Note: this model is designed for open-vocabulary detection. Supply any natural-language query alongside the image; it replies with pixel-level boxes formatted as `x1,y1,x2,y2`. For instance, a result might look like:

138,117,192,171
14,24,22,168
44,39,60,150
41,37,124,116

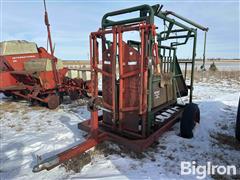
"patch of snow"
0,80,239,179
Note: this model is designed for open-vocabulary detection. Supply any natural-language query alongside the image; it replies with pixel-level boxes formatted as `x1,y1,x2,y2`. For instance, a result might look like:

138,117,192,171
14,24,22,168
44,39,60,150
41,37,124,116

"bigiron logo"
180,161,237,179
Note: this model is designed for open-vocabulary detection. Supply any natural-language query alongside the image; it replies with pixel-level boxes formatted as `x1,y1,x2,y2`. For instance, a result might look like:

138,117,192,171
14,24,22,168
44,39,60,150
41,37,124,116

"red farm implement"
0,1,90,109
33,4,208,172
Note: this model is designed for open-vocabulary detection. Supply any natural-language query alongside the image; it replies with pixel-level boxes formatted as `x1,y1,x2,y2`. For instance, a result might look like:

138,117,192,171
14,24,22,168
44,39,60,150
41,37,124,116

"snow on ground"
0,80,239,180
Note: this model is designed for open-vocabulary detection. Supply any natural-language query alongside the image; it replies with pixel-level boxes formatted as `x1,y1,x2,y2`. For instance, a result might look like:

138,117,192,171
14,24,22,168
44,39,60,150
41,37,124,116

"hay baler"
33,4,208,172
0,40,89,109
0,1,90,109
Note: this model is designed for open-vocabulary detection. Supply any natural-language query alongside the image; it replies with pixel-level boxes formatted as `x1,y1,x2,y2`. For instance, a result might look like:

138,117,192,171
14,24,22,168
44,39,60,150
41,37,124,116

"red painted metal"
32,133,107,172
78,109,182,152
32,21,183,172
0,45,89,108
43,0,60,87
0,0,90,108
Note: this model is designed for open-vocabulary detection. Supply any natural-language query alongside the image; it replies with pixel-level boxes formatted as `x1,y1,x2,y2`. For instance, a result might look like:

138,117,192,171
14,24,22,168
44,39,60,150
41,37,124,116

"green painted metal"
101,4,154,28
100,4,208,135
189,34,197,103
201,31,207,70
163,11,209,32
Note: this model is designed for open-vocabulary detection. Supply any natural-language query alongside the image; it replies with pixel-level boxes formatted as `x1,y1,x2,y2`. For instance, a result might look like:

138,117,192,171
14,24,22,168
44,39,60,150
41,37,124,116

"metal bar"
172,49,177,96
91,35,99,137
184,62,187,79
43,0,60,87
168,49,171,72
12,92,47,103
171,31,192,47
112,29,117,121
189,34,197,103
118,29,124,129
102,4,154,28
163,48,166,72
139,27,144,115
90,35,93,79
120,70,139,79
164,11,209,32
103,17,147,28
147,30,153,134
202,31,207,70
93,23,148,36
164,22,174,39
142,26,148,137
165,34,194,40
160,28,188,36
158,45,176,50
155,13,194,32
32,136,104,172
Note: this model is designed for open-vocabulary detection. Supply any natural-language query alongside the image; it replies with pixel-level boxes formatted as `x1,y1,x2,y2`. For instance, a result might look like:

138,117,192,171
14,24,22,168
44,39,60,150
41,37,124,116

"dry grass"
0,101,18,112
210,132,240,151
61,152,92,173
60,142,146,173
210,132,240,180
183,70,240,82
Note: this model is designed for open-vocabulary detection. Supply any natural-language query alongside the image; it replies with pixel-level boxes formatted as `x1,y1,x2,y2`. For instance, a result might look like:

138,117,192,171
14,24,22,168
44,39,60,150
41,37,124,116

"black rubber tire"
3,92,12,97
59,95,64,104
47,94,60,109
30,99,39,106
236,98,240,141
69,91,80,101
180,103,200,139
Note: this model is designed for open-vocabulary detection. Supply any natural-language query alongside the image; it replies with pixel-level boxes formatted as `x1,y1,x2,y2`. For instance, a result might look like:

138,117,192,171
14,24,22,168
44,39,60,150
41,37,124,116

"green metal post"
147,24,155,134
190,32,197,103
202,31,207,70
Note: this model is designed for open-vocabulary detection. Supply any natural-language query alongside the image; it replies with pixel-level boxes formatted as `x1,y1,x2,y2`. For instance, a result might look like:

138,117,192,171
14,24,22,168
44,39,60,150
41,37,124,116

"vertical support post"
157,34,163,72
163,48,166,73
190,33,197,103
43,0,60,87
168,49,171,72
147,25,154,134
112,28,117,121
202,31,207,70
141,26,148,137
184,62,187,80
90,34,99,137
118,28,123,130
139,26,144,115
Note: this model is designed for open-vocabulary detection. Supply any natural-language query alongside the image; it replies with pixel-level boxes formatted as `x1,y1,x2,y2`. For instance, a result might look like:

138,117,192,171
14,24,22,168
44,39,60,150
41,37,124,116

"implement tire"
3,92,12,97
180,103,200,139
47,94,60,109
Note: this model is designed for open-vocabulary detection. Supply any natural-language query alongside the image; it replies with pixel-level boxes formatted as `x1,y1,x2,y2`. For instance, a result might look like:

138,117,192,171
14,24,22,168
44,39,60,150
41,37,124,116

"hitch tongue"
32,138,101,172
32,155,59,172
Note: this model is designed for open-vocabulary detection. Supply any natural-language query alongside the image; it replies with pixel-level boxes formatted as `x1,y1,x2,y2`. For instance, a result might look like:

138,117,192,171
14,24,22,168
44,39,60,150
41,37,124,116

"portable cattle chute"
33,4,208,172
0,1,90,109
